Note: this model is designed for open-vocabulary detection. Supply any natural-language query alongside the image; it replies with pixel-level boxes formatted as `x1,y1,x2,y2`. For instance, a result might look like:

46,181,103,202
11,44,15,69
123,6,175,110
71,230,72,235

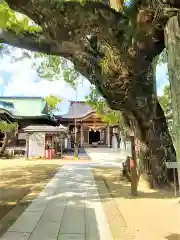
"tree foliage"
33,54,80,88
0,121,18,133
158,84,171,113
85,86,122,125
0,120,18,156
44,95,62,112
0,1,40,33
158,83,173,137
85,86,130,136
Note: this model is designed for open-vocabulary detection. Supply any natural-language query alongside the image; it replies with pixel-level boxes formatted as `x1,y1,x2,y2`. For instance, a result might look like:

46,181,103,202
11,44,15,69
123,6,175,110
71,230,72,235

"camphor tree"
1,0,180,186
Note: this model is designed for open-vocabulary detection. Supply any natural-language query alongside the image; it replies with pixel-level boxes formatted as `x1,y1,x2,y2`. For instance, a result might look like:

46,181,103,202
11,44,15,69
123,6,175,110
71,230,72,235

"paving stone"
0,232,30,240
25,199,49,212
37,187,56,199
8,211,43,233
29,220,60,240
1,164,113,240
60,199,85,234
57,234,85,240
54,184,73,195
37,179,59,198
41,198,67,222
85,183,113,240
85,204,101,240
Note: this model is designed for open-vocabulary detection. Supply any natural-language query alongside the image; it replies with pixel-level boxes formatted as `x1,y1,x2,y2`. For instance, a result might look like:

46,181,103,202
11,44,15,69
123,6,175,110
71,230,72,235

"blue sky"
156,63,168,95
0,49,168,114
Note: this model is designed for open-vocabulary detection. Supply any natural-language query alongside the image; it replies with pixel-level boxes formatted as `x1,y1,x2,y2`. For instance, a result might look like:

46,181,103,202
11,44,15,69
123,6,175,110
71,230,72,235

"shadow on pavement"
165,233,180,240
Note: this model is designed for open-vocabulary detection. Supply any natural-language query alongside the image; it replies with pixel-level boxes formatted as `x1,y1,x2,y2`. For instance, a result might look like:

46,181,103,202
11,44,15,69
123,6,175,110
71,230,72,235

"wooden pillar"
25,133,30,160
107,125,110,148
67,125,70,134
80,123,83,147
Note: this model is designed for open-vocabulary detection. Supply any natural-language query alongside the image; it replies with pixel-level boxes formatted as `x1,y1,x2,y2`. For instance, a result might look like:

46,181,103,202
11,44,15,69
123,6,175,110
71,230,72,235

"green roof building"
0,96,56,124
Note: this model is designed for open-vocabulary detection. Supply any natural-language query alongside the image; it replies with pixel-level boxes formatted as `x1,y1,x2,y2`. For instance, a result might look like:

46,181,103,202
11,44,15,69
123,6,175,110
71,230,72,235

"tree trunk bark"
0,132,9,156
122,64,176,187
135,102,176,187
165,15,180,187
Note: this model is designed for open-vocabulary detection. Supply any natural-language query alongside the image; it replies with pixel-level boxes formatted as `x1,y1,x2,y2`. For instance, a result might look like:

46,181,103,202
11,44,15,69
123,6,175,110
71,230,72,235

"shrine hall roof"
60,101,94,119
0,97,56,123
0,97,49,116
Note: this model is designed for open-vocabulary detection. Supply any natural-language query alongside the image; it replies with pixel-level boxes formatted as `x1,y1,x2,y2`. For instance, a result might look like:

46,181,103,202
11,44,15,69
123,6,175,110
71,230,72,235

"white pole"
75,80,77,144
173,168,177,197
74,79,78,159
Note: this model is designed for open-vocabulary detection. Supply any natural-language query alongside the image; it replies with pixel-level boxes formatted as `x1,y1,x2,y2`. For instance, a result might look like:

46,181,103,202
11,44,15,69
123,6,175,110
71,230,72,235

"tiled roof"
0,100,19,115
0,97,48,117
23,125,67,132
61,101,93,119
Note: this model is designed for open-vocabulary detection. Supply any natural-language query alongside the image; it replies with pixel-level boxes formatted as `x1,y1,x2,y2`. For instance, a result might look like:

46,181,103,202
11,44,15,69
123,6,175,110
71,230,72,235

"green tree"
0,121,18,156
34,55,79,88
158,84,173,139
1,0,180,185
85,87,131,151
158,84,171,113
44,95,62,113
85,86,129,134
85,86,120,125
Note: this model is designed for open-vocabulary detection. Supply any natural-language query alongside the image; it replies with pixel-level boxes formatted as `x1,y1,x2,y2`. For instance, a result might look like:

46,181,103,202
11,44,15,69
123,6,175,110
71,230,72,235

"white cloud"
156,63,168,96
0,55,91,113
1,58,91,100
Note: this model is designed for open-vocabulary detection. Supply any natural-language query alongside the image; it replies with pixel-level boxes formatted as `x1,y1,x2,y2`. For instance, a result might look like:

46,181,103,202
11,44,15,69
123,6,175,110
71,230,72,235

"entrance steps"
83,144,108,148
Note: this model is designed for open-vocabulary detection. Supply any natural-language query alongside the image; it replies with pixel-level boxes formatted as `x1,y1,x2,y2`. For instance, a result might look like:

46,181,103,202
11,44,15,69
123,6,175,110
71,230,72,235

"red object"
44,149,54,159
48,149,52,159
130,159,135,169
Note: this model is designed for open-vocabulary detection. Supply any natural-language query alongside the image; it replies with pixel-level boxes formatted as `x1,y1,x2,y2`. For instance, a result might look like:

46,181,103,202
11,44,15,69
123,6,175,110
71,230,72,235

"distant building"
0,98,120,157
0,97,57,155
56,101,120,148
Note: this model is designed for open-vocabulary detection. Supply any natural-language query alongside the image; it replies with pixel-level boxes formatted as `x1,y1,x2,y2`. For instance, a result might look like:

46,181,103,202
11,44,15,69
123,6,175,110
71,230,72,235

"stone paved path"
0,165,113,240
85,147,127,168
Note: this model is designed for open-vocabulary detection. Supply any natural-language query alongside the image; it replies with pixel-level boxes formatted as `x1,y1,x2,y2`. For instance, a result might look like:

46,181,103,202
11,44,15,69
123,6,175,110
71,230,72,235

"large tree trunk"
121,65,176,186
0,132,9,156
165,15,180,186
134,102,176,187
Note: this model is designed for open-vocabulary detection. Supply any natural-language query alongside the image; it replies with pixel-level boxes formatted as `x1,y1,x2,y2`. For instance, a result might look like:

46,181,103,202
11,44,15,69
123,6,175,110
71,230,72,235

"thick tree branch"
3,0,178,114
0,30,71,57
5,0,124,46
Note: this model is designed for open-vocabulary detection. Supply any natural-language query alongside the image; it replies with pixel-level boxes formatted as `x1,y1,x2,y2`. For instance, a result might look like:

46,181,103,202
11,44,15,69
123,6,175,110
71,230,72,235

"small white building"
23,125,67,159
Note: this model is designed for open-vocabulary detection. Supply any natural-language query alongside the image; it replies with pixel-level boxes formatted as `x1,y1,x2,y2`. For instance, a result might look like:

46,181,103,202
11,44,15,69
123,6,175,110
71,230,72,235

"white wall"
28,133,45,158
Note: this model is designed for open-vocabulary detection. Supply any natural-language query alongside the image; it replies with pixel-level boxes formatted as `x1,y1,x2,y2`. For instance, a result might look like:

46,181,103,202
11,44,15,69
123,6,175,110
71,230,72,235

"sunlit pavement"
84,147,127,168
0,164,113,240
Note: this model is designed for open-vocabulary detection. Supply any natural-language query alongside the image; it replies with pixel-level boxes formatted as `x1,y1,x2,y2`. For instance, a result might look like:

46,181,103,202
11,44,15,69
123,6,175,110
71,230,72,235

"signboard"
165,162,179,197
165,162,178,169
